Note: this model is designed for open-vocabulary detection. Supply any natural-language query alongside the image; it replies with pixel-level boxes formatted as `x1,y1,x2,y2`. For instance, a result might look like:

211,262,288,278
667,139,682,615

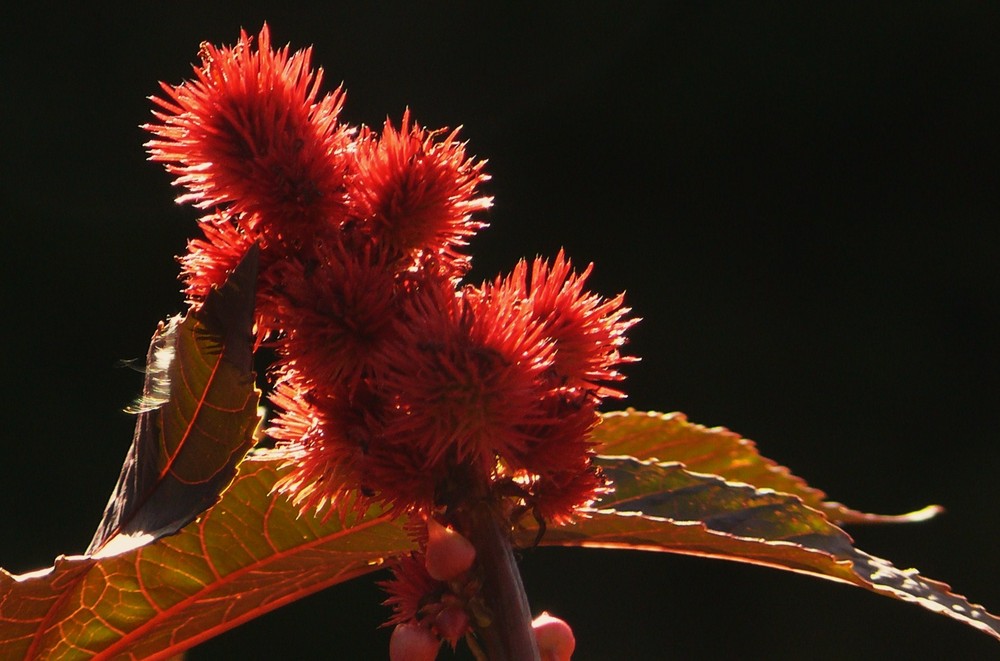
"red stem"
463,502,540,661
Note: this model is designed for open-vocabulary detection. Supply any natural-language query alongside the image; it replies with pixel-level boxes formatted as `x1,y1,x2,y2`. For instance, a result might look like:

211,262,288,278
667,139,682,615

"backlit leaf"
88,248,261,556
594,409,941,524
534,455,1000,641
0,453,412,661
3,409,993,658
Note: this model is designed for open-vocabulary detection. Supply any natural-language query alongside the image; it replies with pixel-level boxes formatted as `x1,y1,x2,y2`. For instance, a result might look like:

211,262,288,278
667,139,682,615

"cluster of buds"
146,25,633,658
382,519,575,660
383,519,478,658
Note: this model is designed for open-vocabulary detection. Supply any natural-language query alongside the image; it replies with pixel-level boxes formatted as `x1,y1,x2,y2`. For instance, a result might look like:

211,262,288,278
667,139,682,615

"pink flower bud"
424,518,476,581
434,605,470,647
532,612,576,661
389,622,440,661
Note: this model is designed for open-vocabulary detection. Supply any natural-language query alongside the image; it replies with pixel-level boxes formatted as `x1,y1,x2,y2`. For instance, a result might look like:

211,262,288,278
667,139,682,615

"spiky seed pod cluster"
147,25,635,653
147,24,635,525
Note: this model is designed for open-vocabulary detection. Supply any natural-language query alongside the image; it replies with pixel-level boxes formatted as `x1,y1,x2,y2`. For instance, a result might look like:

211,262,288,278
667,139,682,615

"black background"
3,3,999,659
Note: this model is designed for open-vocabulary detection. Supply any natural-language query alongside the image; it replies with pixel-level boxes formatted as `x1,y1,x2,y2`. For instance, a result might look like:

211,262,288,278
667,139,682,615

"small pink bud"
424,518,476,581
532,612,575,661
434,605,470,647
389,622,440,661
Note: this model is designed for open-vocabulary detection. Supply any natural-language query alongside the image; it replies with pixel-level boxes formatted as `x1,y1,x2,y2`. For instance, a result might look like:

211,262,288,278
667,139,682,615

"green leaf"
535,455,1000,642
594,409,942,524
0,453,412,660
88,248,261,556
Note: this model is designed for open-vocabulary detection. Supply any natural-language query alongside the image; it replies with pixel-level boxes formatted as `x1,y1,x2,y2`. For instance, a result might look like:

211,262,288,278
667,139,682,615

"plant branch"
462,501,539,661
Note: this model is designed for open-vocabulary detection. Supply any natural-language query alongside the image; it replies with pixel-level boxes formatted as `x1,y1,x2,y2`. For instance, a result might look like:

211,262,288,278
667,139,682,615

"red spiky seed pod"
486,250,638,398
145,25,351,233
350,109,491,271
379,279,554,478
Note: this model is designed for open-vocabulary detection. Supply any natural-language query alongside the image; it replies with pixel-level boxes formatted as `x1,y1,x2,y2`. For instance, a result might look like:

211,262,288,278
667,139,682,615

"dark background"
3,3,998,659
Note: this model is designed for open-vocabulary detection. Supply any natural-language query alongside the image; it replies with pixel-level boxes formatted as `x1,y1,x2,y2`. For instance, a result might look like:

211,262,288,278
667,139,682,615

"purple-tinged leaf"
88,247,260,556
0,452,412,660
3,408,992,657
594,409,941,524
533,455,1000,642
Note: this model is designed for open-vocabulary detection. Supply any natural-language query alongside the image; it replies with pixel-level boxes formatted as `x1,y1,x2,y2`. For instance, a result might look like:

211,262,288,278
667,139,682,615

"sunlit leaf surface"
533,454,1000,641
89,248,261,556
594,409,942,524
2,410,995,659
0,454,411,660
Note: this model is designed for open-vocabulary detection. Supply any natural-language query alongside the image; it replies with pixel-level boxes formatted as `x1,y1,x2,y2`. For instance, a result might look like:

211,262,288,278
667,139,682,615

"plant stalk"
462,501,540,661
